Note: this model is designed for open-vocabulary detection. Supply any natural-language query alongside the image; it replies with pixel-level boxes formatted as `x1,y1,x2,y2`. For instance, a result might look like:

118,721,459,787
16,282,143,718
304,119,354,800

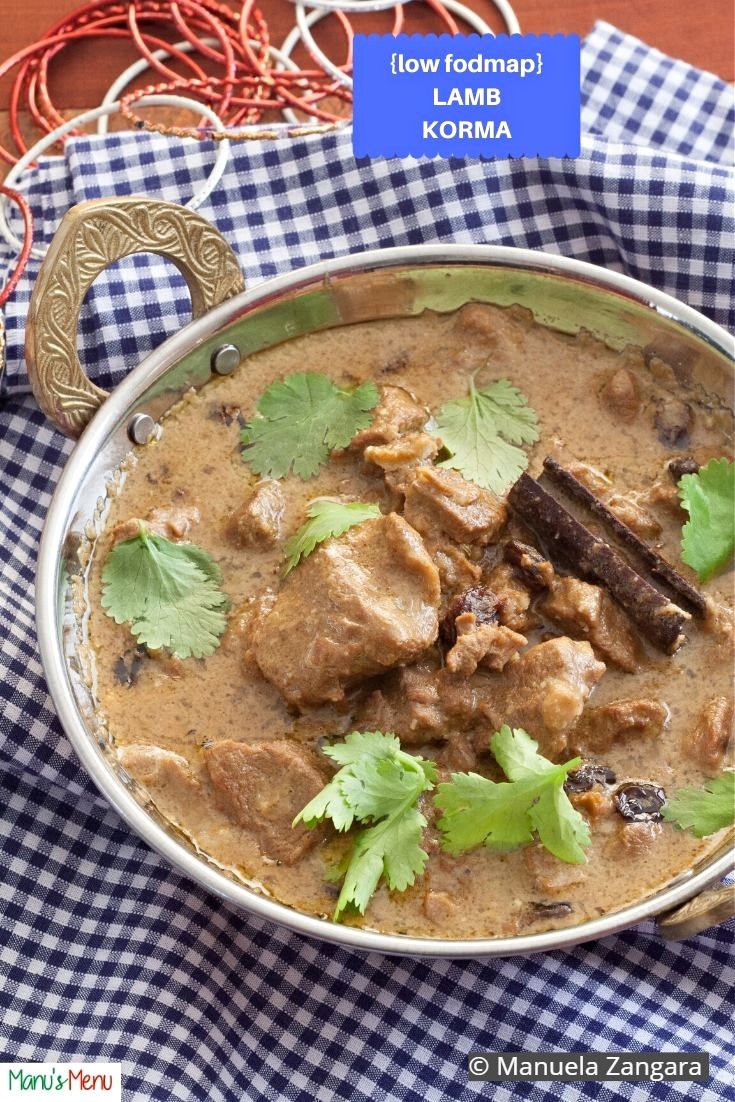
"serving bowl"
28,196,735,957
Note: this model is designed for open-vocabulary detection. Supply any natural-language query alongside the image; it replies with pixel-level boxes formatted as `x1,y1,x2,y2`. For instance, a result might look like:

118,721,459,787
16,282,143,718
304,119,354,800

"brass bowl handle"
658,882,735,941
25,197,245,438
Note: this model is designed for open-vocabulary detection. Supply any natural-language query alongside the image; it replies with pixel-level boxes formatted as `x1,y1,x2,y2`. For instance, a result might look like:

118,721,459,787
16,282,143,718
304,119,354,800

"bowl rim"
36,243,735,958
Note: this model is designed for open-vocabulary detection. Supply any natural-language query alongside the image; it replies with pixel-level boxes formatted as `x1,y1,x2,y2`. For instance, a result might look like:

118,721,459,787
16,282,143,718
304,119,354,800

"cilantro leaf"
101,525,229,659
434,726,590,864
662,770,735,837
436,378,539,494
678,458,735,582
293,731,437,920
283,500,381,574
241,372,379,480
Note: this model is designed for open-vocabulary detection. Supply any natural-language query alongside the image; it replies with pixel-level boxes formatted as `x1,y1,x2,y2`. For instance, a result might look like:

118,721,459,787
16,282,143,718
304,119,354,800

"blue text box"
353,34,581,159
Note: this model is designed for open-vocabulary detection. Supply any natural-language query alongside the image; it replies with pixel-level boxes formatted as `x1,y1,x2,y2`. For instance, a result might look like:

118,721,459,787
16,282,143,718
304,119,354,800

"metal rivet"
128,413,156,445
211,343,240,375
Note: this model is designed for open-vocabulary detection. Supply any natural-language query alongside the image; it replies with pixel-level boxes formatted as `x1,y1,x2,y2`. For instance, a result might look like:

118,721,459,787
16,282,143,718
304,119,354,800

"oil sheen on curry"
87,303,734,939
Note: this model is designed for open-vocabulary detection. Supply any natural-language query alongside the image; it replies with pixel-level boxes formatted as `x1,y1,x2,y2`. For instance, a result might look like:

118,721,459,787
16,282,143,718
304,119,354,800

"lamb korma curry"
88,302,735,938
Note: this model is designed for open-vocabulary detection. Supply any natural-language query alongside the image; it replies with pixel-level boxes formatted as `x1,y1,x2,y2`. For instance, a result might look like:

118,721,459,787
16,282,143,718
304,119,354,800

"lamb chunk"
478,637,606,759
355,662,478,745
111,504,200,546
455,302,500,339
250,514,440,708
540,576,643,673
484,561,539,633
423,890,459,925
503,539,554,590
570,698,669,755
568,789,615,820
431,545,482,595
684,696,734,769
439,584,500,647
523,844,586,895
436,733,478,773
403,467,508,546
618,821,663,854
205,739,328,865
703,599,734,645
565,461,612,497
445,613,526,675
654,397,692,448
600,367,641,423
118,744,201,798
351,384,427,448
228,479,285,547
605,493,662,539
364,432,440,470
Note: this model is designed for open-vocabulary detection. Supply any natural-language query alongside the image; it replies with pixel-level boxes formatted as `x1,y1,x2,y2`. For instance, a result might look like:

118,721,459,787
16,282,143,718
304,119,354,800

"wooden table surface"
1,0,733,175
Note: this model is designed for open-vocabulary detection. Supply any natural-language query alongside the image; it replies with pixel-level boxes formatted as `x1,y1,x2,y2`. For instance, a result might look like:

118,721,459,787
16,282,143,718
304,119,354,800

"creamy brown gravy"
87,303,734,939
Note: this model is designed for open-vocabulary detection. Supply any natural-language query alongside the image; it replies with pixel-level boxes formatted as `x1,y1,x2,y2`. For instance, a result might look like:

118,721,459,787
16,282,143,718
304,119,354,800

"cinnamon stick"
508,473,690,654
542,456,706,617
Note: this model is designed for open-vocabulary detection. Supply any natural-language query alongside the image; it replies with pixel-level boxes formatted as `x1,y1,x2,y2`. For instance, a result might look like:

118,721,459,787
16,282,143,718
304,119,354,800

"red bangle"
0,185,34,309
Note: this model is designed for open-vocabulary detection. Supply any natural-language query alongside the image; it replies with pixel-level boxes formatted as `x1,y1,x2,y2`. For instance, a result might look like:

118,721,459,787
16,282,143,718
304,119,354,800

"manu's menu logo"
1,1064,121,1101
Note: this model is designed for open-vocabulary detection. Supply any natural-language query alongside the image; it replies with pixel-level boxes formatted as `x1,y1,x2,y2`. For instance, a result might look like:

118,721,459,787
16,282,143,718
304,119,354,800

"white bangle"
285,0,506,93
0,93,230,259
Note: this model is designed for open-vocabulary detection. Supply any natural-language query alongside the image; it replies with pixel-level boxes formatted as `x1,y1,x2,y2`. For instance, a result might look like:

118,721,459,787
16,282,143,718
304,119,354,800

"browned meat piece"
599,368,640,423
654,397,692,449
503,539,554,590
435,733,478,773
403,467,508,546
568,789,614,820
703,599,735,644
523,844,586,895
618,821,663,854
206,739,329,864
540,576,643,673
423,890,459,924
228,479,285,547
565,460,612,496
118,744,201,797
250,514,440,708
570,698,669,754
355,661,478,745
455,302,500,339
605,494,662,539
439,584,500,647
364,432,441,470
111,504,200,546
431,545,482,594
484,561,539,633
684,697,734,769
351,384,427,448
478,638,606,759
445,613,526,675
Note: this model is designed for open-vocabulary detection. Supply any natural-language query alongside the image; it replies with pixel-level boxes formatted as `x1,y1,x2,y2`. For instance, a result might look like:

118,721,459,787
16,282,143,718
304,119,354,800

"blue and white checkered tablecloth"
1,21,733,1102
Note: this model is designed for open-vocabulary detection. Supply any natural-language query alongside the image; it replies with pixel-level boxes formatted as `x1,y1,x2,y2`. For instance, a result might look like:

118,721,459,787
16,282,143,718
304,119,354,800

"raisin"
667,456,700,481
613,782,666,822
564,764,617,794
439,585,500,648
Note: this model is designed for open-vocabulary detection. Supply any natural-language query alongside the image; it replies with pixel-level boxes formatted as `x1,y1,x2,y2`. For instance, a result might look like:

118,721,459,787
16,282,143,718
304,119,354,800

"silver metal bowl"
30,197,734,957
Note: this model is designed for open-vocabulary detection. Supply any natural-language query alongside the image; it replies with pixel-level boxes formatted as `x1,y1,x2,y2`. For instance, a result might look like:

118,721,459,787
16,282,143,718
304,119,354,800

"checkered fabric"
1,21,733,1102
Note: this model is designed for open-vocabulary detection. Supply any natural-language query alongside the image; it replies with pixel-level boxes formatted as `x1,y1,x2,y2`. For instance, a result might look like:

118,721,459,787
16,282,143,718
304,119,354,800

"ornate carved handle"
25,197,245,438
657,882,735,941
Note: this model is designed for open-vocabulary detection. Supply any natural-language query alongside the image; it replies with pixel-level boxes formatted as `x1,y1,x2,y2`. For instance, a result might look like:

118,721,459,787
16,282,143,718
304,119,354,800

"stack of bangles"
0,0,519,304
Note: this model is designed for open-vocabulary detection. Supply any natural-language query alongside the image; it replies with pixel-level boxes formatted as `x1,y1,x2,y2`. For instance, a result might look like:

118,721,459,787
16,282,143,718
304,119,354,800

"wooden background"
1,0,733,173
